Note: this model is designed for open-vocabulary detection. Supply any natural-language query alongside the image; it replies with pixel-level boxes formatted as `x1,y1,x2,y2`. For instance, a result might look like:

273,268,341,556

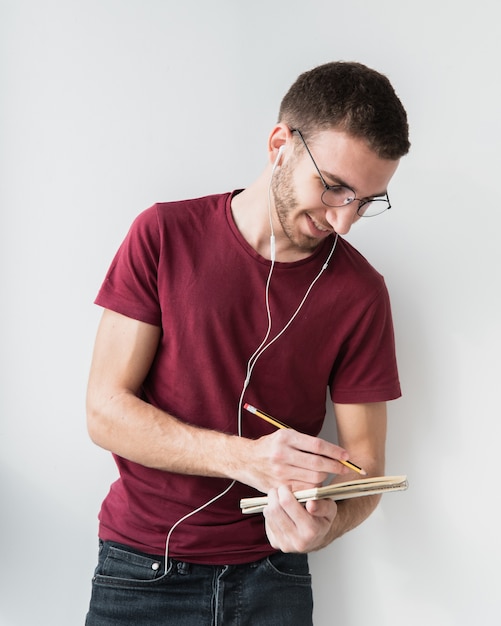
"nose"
324,206,359,235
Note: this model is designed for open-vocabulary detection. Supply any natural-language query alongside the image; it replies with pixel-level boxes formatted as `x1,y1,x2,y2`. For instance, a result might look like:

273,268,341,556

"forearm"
319,401,387,546
320,493,381,549
87,390,251,479
319,446,386,548
87,391,354,495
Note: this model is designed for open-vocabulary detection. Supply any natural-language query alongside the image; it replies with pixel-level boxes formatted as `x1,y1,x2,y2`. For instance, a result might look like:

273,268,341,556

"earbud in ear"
273,145,285,168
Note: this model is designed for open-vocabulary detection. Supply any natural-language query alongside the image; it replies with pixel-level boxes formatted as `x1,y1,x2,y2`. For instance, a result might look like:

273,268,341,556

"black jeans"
85,540,313,625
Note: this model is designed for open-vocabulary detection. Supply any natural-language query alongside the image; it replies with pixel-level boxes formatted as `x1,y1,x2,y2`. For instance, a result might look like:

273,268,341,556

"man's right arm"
86,309,352,493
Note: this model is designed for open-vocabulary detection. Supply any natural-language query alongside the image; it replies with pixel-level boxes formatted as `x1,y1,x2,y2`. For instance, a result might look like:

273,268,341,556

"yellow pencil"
243,402,367,476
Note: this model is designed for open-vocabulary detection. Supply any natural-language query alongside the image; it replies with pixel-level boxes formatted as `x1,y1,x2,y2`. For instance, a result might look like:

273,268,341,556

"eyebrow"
319,168,388,200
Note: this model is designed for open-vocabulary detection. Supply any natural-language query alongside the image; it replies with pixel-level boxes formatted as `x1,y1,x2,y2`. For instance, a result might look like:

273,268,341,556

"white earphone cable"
162,155,338,570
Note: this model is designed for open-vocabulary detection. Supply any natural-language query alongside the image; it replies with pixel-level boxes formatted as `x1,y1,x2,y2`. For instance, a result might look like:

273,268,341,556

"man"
85,61,410,625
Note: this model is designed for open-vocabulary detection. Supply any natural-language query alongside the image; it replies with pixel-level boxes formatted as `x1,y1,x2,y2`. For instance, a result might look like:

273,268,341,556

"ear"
267,123,292,167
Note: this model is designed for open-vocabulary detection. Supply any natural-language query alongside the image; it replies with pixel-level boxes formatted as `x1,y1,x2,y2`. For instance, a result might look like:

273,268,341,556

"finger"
264,488,302,551
265,487,300,523
305,497,337,520
284,430,350,462
265,487,335,553
276,430,353,476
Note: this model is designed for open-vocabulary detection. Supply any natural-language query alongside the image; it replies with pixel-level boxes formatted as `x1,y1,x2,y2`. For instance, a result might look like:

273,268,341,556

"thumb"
305,498,337,518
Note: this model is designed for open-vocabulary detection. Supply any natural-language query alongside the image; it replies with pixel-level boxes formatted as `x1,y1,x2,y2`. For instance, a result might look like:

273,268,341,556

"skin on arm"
86,309,355,494
263,401,387,553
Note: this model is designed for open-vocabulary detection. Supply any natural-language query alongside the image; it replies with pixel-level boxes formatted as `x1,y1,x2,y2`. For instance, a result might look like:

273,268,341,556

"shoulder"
125,193,231,247
129,193,231,227
334,237,386,295
153,192,231,224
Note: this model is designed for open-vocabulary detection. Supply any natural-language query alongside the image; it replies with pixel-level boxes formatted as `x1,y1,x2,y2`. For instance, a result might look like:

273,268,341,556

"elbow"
86,392,112,449
86,387,134,452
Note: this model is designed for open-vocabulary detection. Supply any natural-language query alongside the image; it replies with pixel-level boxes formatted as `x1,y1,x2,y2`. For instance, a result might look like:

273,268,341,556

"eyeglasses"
291,129,391,217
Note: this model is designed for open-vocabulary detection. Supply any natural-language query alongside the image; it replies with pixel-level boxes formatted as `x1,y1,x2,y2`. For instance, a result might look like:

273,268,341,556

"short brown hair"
279,61,410,159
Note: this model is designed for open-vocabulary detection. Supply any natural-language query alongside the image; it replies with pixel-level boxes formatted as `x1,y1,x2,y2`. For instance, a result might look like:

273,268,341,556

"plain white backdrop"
1,1,500,624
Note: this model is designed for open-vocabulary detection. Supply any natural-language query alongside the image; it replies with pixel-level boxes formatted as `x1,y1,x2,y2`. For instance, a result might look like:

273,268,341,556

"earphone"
162,143,339,570
274,144,285,167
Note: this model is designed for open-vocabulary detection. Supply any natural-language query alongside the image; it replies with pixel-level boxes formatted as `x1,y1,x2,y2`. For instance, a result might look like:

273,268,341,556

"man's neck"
230,170,314,263
231,175,273,259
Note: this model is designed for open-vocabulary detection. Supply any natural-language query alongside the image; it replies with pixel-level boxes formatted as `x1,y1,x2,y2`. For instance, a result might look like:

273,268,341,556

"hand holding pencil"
244,402,367,476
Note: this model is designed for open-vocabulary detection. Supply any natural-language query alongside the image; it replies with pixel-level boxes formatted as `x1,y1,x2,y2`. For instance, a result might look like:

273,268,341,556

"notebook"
240,475,408,514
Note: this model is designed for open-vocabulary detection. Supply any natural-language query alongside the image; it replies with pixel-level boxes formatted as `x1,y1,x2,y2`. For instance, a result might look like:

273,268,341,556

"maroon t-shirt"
94,191,401,563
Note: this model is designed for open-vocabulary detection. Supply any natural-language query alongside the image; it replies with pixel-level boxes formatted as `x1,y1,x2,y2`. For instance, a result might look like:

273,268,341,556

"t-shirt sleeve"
95,206,162,326
329,282,401,404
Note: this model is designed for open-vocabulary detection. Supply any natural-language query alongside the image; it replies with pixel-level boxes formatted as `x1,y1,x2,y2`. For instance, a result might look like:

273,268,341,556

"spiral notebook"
240,475,408,514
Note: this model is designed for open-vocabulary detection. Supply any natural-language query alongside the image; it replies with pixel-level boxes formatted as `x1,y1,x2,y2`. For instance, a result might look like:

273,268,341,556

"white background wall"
1,1,500,624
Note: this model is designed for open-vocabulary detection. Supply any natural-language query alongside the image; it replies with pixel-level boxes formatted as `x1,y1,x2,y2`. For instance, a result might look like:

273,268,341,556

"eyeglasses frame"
290,129,391,217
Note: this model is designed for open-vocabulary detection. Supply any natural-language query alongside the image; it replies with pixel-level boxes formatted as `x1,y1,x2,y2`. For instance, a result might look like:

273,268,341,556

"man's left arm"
263,401,387,553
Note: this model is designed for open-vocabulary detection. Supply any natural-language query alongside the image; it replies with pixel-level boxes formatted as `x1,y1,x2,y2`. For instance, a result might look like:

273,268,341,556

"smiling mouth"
306,213,332,234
